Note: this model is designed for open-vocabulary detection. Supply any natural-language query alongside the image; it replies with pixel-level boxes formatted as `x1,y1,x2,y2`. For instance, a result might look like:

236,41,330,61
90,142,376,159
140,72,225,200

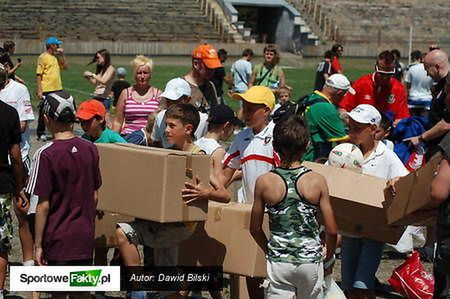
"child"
218,85,278,297
250,115,337,299
151,77,207,148
124,113,155,146
116,103,229,299
77,99,126,143
342,104,408,299
271,86,293,115
110,67,130,107
195,104,243,174
374,112,394,151
26,90,101,296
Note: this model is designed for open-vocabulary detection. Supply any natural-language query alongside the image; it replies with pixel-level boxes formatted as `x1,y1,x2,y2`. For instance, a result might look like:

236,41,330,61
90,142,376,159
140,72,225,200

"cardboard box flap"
388,156,440,224
302,161,388,207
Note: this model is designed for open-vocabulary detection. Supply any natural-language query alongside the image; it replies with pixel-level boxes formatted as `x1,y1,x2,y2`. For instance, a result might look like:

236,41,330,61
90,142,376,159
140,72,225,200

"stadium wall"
12,40,266,56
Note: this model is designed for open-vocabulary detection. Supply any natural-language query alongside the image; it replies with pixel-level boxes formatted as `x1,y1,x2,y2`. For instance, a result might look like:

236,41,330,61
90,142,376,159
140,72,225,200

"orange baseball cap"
76,99,106,120
192,44,222,69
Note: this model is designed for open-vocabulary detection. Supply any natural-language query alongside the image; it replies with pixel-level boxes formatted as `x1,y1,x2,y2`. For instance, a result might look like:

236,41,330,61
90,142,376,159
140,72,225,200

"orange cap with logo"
76,99,106,120
192,44,222,69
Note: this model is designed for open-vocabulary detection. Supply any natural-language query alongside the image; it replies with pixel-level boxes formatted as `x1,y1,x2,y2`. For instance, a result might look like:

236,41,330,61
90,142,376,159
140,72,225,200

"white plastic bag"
324,275,346,299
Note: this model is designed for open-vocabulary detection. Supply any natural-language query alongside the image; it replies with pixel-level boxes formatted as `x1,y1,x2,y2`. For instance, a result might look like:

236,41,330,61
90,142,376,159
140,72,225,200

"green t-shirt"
302,91,348,162
82,128,127,144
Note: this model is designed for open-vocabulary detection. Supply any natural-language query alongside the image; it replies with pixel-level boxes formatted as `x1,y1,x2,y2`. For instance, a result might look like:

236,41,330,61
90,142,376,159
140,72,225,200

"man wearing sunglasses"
339,51,409,126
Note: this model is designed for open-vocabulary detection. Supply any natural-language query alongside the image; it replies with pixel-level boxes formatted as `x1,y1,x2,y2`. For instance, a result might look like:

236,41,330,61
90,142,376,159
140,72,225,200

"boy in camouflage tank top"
250,115,337,299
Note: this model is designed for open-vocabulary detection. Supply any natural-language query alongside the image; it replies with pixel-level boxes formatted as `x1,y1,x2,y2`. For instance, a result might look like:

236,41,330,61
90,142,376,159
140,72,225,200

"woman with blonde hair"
249,44,286,93
112,55,161,135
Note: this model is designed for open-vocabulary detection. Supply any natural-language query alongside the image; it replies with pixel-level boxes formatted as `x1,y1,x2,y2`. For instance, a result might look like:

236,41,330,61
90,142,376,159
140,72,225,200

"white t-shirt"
222,121,279,203
151,109,208,149
0,80,35,159
231,59,252,93
362,140,409,180
195,137,221,155
405,63,433,104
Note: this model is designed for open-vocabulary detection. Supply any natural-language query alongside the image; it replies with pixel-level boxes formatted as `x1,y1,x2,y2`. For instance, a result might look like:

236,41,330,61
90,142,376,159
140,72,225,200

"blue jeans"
341,236,384,291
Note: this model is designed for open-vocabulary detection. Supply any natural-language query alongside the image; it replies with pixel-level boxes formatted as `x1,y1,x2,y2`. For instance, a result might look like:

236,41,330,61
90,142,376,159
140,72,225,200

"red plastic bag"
388,251,434,299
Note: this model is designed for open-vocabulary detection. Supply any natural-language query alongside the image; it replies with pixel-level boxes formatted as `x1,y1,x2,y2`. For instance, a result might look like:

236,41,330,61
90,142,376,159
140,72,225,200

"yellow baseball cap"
232,86,275,110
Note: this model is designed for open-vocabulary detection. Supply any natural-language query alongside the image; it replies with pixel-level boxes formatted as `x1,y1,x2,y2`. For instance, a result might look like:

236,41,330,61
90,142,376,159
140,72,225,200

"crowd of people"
0,36,450,299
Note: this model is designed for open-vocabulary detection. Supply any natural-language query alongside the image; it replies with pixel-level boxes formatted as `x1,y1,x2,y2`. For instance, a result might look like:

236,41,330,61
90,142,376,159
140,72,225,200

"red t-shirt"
331,57,342,74
340,74,409,120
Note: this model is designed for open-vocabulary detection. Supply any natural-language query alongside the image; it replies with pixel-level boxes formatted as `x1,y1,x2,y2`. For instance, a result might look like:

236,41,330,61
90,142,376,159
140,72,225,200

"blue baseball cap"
45,37,63,46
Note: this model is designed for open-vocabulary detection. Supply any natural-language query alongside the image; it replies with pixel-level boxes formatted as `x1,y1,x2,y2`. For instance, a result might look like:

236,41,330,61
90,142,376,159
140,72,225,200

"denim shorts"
340,236,384,291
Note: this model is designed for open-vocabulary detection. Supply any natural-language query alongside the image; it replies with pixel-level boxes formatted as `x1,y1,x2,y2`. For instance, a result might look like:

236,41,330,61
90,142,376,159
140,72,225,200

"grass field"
14,55,375,111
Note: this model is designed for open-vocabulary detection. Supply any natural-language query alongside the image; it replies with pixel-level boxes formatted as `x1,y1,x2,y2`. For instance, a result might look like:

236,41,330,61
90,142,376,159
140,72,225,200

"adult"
35,36,68,141
406,49,450,158
0,64,26,298
339,50,409,125
110,67,130,107
230,48,254,93
302,74,353,162
184,44,222,112
430,132,450,298
391,49,405,82
83,49,116,111
405,50,433,115
112,55,161,135
314,50,337,91
249,44,286,92
210,48,229,104
331,43,344,74
0,41,24,83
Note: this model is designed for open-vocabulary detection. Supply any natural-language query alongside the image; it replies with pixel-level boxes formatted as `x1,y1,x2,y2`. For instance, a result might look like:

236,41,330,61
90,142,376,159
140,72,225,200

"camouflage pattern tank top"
267,166,323,264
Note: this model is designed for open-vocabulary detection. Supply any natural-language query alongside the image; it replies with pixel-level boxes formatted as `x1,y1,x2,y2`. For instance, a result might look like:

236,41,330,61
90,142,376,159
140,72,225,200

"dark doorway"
235,5,283,43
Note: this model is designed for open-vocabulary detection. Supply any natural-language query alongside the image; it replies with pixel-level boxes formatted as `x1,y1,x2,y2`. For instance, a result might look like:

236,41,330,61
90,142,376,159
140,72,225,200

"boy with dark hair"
116,102,229,299
27,91,101,266
77,99,126,143
250,115,337,298
195,104,243,174
314,50,337,91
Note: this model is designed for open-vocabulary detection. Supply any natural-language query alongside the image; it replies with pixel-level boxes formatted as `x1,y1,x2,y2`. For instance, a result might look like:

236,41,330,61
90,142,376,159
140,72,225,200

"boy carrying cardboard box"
116,103,229,299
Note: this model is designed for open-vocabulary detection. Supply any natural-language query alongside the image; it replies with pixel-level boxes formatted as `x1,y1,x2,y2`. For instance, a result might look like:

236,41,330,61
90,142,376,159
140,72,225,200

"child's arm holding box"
182,173,231,204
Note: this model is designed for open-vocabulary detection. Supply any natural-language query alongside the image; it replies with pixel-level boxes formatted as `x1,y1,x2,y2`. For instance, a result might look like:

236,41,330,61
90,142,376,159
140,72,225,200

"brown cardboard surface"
179,202,268,277
336,216,406,244
96,143,209,222
95,212,133,248
302,160,437,227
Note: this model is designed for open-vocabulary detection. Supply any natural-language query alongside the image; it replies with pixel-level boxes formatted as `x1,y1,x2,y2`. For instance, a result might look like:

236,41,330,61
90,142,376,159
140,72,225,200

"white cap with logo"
347,104,382,126
326,74,356,95
160,78,192,101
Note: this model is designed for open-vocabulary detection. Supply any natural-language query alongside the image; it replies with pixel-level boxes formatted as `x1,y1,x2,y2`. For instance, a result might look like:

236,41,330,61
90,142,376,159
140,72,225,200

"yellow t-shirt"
36,52,62,93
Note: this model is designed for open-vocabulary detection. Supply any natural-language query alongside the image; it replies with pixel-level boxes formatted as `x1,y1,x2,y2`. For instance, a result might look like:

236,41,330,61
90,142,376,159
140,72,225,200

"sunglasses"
375,65,395,76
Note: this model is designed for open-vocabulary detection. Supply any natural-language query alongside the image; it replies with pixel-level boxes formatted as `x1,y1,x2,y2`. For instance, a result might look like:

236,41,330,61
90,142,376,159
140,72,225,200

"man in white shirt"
0,74,35,268
231,48,254,93
405,50,433,115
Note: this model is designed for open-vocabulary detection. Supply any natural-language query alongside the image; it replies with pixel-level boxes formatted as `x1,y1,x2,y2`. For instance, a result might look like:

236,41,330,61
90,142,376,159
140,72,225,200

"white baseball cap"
347,104,381,126
325,74,355,95
160,78,192,101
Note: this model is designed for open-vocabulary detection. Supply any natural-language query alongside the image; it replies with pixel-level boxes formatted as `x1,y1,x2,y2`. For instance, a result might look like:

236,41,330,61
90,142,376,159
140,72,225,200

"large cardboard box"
302,160,438,227
179,202,268,278
95,212,133,248
335,216,406,244
96,143,210,222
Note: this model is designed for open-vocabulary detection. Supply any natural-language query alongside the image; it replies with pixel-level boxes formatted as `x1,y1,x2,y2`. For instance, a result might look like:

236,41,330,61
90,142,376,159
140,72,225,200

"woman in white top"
84,49,116,122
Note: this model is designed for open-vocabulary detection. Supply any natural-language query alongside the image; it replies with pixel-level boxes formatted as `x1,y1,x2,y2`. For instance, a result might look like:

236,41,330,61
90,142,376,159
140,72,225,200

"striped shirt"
222,121,280,203
121,87,161,135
